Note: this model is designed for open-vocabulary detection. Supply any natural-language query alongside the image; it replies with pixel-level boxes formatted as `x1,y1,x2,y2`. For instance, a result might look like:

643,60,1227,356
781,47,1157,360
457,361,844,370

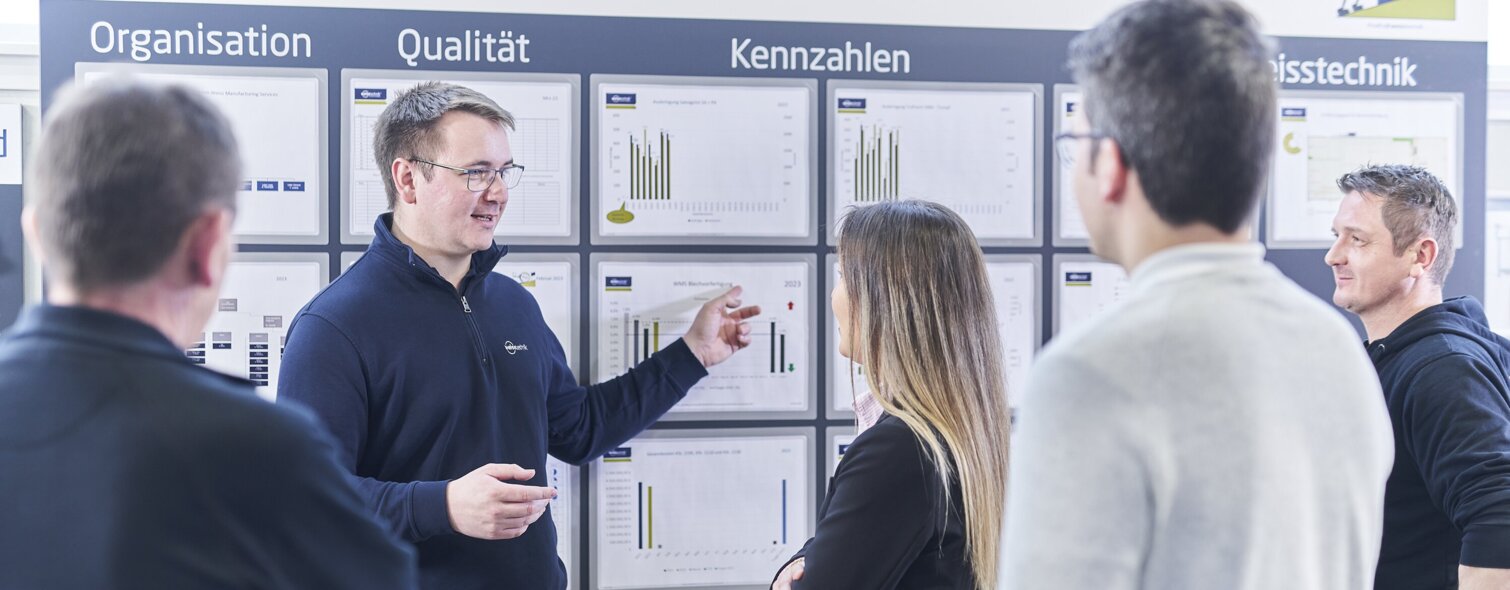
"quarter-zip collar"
366,212,509,294
366,213,502,365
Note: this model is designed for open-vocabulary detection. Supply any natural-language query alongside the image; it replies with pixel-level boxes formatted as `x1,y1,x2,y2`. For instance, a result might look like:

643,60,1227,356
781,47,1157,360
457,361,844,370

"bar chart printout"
598,81,812,237
597,260,810,414
546,456,575,583
628,129,672,200
850,124,901,202
1055,90,1089,241
595,435,810,589
831,86,1037,240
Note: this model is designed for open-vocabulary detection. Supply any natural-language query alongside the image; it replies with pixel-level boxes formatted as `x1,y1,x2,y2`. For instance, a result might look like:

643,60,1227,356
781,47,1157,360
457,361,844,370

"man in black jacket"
0,77,416,587
1326,164,1510,590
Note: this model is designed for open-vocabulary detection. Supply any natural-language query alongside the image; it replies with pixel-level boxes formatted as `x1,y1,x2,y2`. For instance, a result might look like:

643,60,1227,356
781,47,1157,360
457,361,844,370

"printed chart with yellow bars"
595,76,816,242
595,256,813,418
593,430,812,590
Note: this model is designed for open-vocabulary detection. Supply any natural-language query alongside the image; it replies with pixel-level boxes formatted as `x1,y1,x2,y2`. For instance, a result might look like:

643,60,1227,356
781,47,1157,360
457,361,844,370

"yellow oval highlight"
606,203,635,224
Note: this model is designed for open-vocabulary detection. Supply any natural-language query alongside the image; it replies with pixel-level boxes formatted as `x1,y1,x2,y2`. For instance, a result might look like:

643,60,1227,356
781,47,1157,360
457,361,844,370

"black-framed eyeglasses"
409,157,525,192
1054,131,1118,169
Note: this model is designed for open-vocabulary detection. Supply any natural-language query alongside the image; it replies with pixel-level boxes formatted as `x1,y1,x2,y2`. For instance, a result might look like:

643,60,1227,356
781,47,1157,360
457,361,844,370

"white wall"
1493,0,1510,68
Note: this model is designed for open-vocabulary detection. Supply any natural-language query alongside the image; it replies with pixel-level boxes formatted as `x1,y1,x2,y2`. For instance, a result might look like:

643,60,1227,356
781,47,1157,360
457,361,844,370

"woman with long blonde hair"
771,200,1012,590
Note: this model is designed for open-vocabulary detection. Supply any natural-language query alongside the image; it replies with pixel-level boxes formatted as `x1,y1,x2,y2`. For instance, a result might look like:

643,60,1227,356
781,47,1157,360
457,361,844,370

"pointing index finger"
728,305,762,321
498,483,558,502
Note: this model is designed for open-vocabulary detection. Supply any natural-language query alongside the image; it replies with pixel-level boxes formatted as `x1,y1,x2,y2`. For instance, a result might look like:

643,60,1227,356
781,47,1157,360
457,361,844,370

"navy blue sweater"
0,305,415,588
278,214,707,590
1370,297,1510,589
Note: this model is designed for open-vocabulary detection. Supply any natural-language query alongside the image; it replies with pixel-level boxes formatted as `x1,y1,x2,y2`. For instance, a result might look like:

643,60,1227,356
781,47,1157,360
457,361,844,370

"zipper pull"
461,296,472,314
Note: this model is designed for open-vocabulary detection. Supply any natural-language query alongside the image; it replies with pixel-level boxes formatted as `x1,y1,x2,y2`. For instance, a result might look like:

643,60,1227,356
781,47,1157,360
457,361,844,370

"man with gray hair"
0,78,415,586
1325,164,1510,590
1001,1,1394,588
279,81,760,589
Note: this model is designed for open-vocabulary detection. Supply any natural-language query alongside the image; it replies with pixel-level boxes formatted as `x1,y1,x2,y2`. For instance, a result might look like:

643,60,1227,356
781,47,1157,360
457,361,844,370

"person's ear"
1093,139,1129,205
20,206,43,267
183,208,234,288
1410,237,1440,280
392,158,420,206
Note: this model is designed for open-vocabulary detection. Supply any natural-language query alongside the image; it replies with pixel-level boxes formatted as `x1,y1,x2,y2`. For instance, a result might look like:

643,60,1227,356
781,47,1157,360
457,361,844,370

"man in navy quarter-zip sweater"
1326,165,1510,590
278,81,761,590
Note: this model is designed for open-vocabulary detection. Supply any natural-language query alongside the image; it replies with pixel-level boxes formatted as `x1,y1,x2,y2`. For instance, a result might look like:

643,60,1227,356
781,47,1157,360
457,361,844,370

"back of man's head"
1069,0,1277,234
32,77,240,293
1338,164,1457,285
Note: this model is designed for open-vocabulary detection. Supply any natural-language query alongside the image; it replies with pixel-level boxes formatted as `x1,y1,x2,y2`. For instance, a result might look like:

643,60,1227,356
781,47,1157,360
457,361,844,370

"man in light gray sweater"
999,1,1395,589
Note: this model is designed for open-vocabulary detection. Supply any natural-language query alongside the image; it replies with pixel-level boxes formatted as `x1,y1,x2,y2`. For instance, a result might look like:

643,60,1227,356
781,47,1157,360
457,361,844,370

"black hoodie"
1369,296,1510,589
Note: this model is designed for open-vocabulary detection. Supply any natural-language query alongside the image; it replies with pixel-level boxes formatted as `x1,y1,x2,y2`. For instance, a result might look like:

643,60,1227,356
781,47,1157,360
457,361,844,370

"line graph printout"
829,258,1038,413
79,67,324,239
1055,89,1090,242
546,456,577,589
593,434,810,589
189,258,325,401
1055,258,1131,336
596,259,811,415
1270,94,1460,245
347,75,575,238
830,85,1037,241
1487,210,1510,337
495,259,576,370
597,80,812,238
990,260,1041,406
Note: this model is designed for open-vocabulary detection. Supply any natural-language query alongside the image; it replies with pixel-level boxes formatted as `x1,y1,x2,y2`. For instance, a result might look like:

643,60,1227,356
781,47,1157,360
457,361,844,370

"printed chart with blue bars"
593,431,812,589
547,456,579,590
